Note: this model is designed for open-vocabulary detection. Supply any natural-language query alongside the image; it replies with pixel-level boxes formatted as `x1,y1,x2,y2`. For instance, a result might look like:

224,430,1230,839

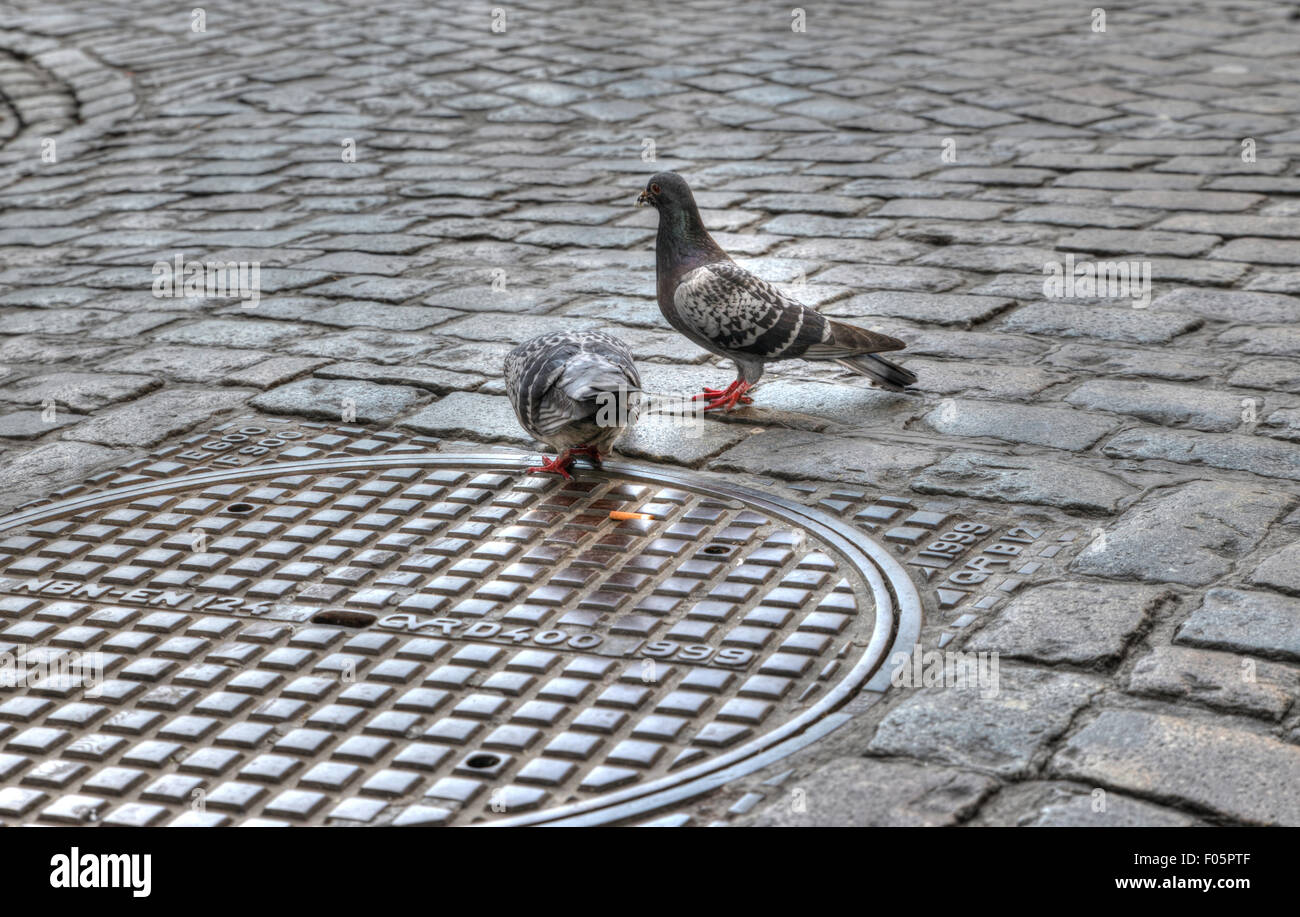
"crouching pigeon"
504,330,641,479
637,171,917,411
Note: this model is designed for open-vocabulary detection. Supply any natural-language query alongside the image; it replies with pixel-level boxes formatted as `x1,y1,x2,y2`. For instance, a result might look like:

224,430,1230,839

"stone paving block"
1060,229,1221,257
823,292,1015,327
1230,358,1300,393
62,389,250,448
974,781,1201,828
921,399,1115,450
0,409,85,439
1050,710,1300,825
742,758,997,827
619,413,755,467
1102,426,1300,481
249,378,424,424
220,356,330,390
1064,379,1251,432
911,451,1134,513
1250,542,1300,595
899,359,1063,399
998,303,1201,344
710,429,939,488
1128,645,1295,721
716,379,919,432
1044,342,1229,382
154,319,314,350
283,330,439,365
965,582,1172,667
868,664,1104,778
1150,288,1300,324
1176,588,1300,663
1071,482,1291,586
98,345,270,383
0,372,158,411
312,302,457,331
400,392,530,446
0,441,127,513
314,361,484,394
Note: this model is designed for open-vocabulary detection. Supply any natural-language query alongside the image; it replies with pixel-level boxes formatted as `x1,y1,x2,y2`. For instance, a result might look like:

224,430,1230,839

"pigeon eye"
650,183,661,194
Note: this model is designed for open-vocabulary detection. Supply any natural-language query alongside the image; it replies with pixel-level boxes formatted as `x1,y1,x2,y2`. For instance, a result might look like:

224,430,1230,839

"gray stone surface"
250,378,425,424
1128,645,1295,721
998,303,1201,344
1071,482,1291,586
1250,542,1300,595
1051,710,1300,825
922,399,1115,450
743,758,997,827
1065,379,1249,432
1176,588,1300,663
965,582,1172,667
62,388,249,447
618,412,754,466
974,782,1202,827
710,429,939,487
1102,426,1300,481
868,664,1104,778
0,441,128,513
911,451,1135,513
400,392,530,446
0,372,158,411
823,292,1014,327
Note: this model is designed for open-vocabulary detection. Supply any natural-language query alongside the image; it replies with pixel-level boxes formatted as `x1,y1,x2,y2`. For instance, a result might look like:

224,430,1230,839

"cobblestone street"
2,0,1300,827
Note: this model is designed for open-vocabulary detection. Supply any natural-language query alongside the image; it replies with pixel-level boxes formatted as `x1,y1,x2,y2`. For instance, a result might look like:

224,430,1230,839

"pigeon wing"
672,262,830,360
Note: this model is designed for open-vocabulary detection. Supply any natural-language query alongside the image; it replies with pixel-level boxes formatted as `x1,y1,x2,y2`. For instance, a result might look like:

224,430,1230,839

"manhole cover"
0,452,919,826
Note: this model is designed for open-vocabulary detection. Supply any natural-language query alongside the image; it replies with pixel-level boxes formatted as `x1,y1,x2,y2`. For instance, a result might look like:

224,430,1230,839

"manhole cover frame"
0,452,922,826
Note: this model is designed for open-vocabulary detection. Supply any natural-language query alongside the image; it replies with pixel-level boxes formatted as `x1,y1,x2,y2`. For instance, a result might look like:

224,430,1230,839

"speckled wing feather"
673,261,903,361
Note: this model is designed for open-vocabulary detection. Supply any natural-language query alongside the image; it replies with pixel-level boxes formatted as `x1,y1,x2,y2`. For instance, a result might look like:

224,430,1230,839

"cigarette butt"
609,510,652,521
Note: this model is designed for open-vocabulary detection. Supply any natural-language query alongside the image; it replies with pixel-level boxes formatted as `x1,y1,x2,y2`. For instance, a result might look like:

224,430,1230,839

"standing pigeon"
504,330,642,479
637,171,917,411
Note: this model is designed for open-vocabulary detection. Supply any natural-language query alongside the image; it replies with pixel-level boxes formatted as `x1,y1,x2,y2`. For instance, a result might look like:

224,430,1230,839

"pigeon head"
636,171,696,213
638,172,724,264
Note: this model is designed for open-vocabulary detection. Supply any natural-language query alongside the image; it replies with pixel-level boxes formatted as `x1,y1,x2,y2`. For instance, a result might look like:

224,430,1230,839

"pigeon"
504,330,642,479
637,171,917,411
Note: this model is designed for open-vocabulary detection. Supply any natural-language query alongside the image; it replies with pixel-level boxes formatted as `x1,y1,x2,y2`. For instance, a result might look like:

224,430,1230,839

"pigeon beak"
635,190,650,208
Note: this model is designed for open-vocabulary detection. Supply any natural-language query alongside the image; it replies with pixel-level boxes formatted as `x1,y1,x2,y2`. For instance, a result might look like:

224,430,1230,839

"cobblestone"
1176,588,1300,663
1071,482,1291,586
911,452,1135,513
1,0,1299,827
966,582,1172,668
1051,710,1300,825
743,758,997,827
1128,645,1295,721
867,665,1104,779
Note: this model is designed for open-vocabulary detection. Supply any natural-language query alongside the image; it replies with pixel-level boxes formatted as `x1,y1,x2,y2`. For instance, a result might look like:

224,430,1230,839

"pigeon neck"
657,200,726,269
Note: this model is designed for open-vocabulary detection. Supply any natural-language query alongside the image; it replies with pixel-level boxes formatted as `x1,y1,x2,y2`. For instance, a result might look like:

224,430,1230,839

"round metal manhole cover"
0,453,919,826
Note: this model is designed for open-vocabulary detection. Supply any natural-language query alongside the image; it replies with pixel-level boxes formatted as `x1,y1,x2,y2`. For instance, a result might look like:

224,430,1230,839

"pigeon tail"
834,353,918,393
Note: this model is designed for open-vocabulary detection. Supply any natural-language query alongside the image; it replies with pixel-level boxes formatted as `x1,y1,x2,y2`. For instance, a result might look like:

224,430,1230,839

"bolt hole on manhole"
0,453,920,826
311,610,378,628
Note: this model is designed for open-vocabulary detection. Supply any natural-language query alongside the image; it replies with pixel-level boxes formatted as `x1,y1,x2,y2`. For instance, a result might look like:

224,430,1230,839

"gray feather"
504,331,641,451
